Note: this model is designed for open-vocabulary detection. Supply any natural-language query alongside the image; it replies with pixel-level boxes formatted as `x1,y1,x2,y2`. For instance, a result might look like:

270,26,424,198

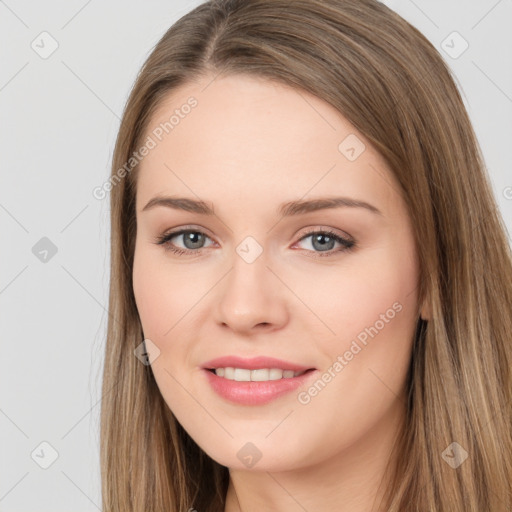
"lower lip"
202,368,317,405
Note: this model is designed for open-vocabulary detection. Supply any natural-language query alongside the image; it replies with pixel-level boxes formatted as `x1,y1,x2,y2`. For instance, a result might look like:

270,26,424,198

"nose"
214,250,289,335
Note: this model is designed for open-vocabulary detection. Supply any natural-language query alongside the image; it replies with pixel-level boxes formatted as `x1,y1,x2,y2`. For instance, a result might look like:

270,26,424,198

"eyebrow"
142,195,383,217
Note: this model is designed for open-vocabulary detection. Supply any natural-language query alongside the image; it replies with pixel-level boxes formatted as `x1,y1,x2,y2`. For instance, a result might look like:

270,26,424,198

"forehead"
135,74,401,217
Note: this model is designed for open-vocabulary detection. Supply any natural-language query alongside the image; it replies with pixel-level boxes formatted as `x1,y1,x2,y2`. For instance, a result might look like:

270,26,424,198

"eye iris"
183,231,205,249
312,233,335,251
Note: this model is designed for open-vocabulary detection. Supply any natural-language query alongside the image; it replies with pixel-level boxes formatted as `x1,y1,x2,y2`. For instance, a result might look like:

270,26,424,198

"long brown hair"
100,0,512,510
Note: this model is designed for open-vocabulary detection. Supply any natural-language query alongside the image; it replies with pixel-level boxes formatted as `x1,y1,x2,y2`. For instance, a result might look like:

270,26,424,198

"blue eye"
154,228,355,258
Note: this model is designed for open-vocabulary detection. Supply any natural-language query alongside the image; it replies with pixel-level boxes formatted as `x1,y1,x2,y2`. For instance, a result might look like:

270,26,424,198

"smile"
203,367,317,405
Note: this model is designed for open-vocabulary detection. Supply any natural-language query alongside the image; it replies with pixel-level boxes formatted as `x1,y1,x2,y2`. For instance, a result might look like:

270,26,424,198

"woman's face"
132,73,422,472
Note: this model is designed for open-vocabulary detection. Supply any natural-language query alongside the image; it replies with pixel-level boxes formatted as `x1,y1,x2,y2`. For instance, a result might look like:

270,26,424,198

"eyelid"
158,224,352,242
159,224,217,242
294,225,353,244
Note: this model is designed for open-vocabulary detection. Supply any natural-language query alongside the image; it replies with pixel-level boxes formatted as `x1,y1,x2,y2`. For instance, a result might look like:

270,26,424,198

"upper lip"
201,356,315,372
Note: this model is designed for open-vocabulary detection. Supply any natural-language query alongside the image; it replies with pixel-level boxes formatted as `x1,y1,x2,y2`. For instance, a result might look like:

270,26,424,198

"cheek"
289,239,420,349
317,240,419,401
132,248,164,337
341,242,419,370
342,256,418,340
132,246,201,339
303,239,419,410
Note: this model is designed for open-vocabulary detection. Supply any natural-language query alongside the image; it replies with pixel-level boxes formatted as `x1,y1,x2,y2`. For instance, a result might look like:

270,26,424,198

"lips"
201,355,315,372
200,355,318,405
203,368,317,405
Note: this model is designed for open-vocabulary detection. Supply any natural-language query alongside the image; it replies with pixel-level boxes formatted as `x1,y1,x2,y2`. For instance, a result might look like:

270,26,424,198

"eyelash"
154,227,355,258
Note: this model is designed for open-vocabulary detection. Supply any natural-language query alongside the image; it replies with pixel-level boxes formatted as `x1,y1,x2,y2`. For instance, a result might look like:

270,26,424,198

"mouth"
202,366,319,406
200,356,318,405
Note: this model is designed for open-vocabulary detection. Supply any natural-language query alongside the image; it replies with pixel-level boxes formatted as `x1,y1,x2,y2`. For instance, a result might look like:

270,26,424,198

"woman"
100,0,512,510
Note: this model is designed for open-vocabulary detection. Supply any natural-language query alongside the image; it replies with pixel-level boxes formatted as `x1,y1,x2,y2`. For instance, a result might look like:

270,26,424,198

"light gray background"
1,0,511,510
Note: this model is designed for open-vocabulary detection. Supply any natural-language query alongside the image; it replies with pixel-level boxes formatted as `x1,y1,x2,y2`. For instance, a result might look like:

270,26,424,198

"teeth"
234,368,251,381
213,367,307,381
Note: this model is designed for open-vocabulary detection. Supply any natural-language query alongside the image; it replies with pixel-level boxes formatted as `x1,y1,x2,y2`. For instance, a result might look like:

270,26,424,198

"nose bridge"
232,240,268,290
214,236,287,332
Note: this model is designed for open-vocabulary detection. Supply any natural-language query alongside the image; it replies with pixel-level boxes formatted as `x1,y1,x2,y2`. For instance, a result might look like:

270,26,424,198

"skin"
132,73,429,512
